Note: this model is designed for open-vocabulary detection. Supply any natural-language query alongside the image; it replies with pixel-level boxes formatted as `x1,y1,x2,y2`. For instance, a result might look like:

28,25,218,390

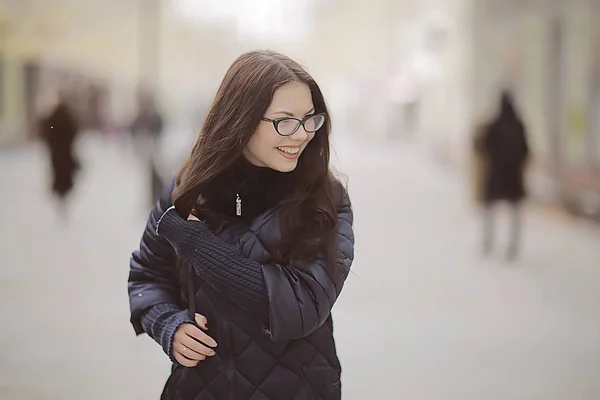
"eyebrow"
272,108,315,118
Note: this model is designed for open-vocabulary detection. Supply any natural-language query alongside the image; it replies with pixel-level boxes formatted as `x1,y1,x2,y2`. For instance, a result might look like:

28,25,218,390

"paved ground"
1,133,600,399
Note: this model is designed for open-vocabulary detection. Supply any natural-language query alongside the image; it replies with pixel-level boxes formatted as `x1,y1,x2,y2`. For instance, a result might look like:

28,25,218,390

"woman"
477,90,530,261
128,50,355,400
39,89,80,220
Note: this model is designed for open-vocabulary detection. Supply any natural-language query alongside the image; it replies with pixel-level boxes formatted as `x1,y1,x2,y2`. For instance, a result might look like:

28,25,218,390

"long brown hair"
172,50,340,275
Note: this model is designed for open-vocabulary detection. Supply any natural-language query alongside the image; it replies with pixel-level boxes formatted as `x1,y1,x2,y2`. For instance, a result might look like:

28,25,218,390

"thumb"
195,313,209,330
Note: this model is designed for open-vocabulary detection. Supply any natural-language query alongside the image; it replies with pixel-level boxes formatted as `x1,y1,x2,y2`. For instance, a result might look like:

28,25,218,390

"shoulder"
331,179,354,250
330,178,352,223
331,177,350,204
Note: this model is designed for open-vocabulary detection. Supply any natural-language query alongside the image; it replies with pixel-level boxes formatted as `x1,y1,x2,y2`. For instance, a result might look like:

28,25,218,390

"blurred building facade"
0,0,598,217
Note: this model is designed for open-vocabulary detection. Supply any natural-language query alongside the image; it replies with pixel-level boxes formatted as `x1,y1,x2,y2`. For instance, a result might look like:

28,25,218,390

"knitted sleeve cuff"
140,303,195,365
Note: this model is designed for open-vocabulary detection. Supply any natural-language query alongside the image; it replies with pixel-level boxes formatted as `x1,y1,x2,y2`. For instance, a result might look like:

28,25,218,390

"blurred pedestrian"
39,89,80,221
130,89,165,206
130,89,164,157
476,90,530,261
128,50,355,399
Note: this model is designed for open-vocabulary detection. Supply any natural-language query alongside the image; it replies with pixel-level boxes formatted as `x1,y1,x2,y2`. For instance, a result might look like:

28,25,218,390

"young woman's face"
243,82,316,172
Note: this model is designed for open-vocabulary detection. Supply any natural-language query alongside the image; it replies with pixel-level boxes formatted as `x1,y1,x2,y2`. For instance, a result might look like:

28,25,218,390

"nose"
289,125,308,141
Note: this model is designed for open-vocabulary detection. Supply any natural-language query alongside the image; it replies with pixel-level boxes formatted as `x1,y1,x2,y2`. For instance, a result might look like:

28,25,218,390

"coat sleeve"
128,177,181,335
157,182,355,342
262,184,354,341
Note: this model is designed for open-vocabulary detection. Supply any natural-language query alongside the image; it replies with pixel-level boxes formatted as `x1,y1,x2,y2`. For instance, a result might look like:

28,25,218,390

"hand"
187,212,200,222
172,313,218,368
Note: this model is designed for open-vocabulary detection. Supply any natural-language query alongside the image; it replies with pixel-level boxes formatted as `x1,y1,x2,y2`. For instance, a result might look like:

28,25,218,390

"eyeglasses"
261,113,326,136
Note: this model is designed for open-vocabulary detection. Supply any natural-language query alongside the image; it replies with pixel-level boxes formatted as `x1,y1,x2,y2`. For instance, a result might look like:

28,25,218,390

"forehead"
266,82,313,114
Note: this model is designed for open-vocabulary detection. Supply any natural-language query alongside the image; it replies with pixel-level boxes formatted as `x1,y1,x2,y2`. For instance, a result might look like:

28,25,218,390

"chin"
271,160,298,173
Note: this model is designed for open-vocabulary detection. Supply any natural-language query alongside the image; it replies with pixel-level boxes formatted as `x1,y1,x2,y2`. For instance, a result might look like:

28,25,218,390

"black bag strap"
186,262,196,321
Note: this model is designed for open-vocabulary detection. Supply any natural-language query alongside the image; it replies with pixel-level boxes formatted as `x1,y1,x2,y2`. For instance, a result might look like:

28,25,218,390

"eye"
304,114,325,132
278,119,296,129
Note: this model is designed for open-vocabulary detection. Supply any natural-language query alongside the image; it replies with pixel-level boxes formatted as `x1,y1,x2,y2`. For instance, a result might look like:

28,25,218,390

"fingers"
174,351,199,368
180,333,216,357
195,313,209,330
172,315,218,368
182,322,217,349
174,341,207,361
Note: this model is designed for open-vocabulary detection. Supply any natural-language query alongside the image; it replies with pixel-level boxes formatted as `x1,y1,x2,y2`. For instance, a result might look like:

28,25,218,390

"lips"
276,146,300,155
276,146,301,159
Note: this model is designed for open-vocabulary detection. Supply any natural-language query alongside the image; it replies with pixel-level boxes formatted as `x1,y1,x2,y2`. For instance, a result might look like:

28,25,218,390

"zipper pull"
235,193,242,216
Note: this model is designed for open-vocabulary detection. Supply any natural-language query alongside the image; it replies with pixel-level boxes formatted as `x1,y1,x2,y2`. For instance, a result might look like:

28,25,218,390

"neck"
200,156,293,222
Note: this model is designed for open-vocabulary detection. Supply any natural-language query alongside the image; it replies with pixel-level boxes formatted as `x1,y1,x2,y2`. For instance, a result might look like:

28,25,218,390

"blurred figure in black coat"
40,89,80,220
130,89,165,208
476,90,530,261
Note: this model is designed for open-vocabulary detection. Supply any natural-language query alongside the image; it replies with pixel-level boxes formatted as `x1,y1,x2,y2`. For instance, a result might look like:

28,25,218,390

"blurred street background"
1,0,600,399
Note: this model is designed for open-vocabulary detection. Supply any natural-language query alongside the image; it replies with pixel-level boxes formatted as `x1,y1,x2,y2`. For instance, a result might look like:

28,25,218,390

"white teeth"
277,147,299,155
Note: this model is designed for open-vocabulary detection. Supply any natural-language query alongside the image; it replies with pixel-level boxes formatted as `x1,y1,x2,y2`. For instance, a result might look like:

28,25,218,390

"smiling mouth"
276,146,300,155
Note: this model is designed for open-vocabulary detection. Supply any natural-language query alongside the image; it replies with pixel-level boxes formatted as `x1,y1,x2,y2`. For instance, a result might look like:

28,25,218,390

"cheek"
304,133,316,146
250,126,280,151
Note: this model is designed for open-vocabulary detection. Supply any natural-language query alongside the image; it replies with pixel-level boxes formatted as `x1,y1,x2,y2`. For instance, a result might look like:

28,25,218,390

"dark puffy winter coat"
129,178,354,400
479,94,530,204
40,102,80,198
